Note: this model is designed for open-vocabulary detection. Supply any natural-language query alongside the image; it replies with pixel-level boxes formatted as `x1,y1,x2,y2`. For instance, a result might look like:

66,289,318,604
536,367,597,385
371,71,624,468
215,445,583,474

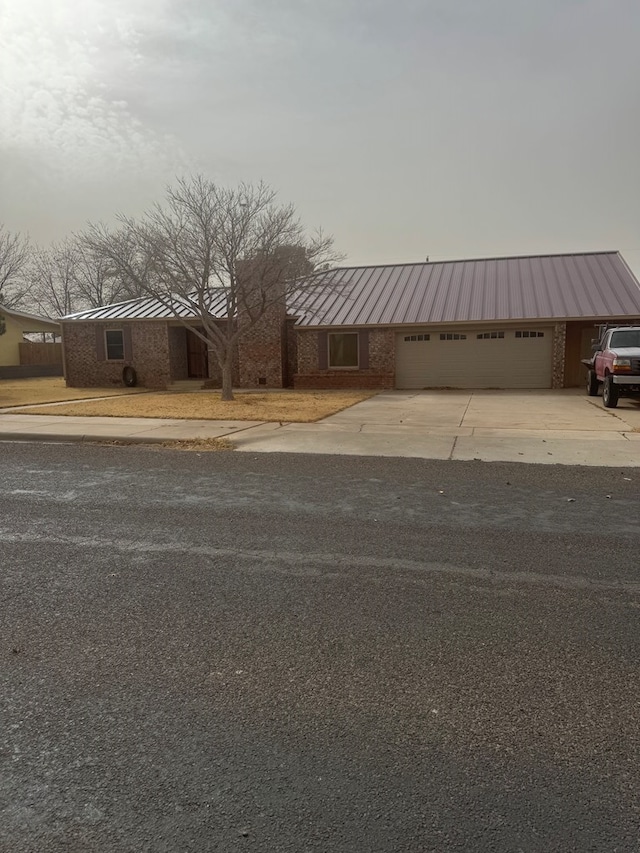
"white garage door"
395,328,553,389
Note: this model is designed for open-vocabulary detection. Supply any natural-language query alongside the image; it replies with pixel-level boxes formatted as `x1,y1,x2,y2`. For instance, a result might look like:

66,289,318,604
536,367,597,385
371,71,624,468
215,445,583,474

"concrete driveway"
231,390,640,466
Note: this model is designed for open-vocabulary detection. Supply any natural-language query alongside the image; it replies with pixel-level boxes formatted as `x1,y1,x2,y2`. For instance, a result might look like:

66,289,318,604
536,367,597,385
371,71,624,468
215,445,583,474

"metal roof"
61,251,640,327
63,292,229,321
290,251,640,327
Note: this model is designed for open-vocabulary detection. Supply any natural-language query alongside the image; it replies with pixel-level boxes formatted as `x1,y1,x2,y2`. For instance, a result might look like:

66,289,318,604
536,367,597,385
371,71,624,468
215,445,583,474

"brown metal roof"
290,251,640,327
63,292,229,322
62,251,640,327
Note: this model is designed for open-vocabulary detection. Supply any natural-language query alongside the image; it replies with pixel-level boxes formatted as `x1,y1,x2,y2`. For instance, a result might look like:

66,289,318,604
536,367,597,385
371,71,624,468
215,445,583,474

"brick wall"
204,345,240,387
294,328,395,389
63,321,172,388
237,304,286,388
294,372,394,389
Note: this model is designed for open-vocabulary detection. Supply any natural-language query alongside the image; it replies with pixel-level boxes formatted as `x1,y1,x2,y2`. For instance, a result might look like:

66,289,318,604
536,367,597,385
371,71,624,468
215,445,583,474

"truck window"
609,330,640,348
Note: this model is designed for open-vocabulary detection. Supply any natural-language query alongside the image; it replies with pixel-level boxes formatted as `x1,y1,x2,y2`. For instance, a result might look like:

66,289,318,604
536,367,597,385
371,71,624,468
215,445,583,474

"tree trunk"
220,359,234,401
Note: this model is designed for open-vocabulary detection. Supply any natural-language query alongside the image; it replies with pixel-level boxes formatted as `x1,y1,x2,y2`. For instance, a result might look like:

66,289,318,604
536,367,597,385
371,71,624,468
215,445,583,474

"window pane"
328,333,358,367
105,330,124,360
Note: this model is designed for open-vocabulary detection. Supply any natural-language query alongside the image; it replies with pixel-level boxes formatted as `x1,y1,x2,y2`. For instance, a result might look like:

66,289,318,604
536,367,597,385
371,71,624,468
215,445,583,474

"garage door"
395,328,553,389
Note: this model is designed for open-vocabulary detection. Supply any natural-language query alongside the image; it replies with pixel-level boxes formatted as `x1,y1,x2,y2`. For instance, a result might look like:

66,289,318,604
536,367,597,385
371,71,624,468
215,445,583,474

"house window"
105,329,125,360
404,334,430,342
328,332,359,368
439,333,467,341
515,330,545,339
476,331,505,339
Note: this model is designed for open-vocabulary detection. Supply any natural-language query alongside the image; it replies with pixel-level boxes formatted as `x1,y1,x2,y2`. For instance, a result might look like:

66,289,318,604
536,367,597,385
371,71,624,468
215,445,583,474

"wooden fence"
19,342,63,366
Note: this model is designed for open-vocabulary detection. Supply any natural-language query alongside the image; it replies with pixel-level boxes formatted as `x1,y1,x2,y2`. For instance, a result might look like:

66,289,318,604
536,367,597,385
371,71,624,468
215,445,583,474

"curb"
0,432,168,445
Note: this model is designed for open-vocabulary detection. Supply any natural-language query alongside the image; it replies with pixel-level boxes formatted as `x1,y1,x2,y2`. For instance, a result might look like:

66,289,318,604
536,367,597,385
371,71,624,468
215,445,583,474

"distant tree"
29,242,79,318
0,226,31,332
72,236,144,308
85,176,342,400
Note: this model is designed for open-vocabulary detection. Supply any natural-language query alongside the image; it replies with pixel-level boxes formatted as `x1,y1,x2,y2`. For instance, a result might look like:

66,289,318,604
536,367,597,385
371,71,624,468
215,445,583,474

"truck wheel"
586,370,599,396
602,375,619,408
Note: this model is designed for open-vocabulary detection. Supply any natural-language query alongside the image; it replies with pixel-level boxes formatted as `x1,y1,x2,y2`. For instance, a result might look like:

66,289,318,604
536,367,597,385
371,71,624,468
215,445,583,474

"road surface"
1,443,639,852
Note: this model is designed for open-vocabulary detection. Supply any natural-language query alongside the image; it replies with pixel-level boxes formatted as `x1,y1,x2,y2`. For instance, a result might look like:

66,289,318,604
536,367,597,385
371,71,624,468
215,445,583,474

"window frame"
104,329,125,361
476,331,505,340
515,330,545,339
327,332,359,369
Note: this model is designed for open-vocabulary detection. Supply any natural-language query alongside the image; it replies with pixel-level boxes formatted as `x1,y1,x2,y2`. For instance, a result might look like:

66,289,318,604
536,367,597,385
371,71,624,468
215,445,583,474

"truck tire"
586,369,599,397
602,375,619,408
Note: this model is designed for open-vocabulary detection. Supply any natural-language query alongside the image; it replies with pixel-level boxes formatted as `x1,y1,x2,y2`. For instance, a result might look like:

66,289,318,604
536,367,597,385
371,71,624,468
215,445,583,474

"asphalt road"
1,443,640,853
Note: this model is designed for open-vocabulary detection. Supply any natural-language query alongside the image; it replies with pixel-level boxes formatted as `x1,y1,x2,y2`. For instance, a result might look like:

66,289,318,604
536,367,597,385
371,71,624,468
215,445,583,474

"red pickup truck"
584,325,640,408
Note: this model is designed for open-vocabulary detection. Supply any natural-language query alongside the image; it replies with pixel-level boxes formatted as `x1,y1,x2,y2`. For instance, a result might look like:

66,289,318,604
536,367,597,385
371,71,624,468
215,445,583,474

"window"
439,333,466,341
477,331,505,340
328,332,359,368
610,330,640,348
404,334,430,342
515,330,545,339
105,329,125,360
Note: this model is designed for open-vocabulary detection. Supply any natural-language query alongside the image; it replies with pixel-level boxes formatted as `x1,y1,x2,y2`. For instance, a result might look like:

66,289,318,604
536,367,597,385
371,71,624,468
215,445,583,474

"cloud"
0,0,190,235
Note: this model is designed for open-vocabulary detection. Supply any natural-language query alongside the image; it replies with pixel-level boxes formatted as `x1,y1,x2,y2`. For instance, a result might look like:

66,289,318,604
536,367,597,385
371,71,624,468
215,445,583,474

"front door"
186,329,209,379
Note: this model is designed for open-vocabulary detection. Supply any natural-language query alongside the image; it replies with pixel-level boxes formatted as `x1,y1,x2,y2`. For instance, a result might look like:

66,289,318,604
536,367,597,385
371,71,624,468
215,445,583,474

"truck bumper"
611,375,640,385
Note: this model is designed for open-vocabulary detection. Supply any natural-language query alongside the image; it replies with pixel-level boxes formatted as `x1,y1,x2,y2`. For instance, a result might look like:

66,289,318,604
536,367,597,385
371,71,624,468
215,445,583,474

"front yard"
0,377,145,409
14,389,377,423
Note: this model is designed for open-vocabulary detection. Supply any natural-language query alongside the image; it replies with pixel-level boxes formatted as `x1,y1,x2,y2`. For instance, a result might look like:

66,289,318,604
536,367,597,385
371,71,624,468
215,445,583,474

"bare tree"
0,225,31,315
29,242,79,318
85,176,342,400
72,236,144,307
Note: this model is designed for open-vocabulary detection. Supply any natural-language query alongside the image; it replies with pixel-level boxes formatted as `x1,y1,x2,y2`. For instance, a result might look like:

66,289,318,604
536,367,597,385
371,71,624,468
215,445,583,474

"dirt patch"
0,377,145,409
101,437,234,451
20,390,377,423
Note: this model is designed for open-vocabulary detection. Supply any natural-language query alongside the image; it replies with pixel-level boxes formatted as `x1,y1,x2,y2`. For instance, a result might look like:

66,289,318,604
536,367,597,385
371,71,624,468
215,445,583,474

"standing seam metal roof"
62,292,229,321
290,251,640,327
61,251,640,327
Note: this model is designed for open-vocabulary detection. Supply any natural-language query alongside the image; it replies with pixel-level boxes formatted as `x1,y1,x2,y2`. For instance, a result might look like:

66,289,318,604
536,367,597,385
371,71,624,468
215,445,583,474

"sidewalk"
1,411,639,466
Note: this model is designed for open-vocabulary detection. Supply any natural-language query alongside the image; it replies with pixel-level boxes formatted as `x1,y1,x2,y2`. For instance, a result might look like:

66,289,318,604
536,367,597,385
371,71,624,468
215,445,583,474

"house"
0,305,62,379
61,250,640,391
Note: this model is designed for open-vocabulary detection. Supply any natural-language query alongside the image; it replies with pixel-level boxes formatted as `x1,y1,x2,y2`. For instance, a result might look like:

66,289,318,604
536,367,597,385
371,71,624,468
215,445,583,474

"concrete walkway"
1,390,639,466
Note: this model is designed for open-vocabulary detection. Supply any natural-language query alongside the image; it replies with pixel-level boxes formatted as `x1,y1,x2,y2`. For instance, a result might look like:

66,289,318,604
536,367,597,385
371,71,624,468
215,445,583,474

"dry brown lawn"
20,389,377,422
0,377,146,409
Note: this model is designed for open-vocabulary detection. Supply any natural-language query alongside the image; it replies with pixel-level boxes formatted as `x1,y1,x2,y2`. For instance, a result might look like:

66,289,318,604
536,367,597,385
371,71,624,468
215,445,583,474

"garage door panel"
395,329,552,389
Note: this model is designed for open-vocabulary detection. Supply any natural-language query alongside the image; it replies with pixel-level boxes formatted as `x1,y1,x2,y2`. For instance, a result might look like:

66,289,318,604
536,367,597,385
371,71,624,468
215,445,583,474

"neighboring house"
61,250,640,391
0,304,62,378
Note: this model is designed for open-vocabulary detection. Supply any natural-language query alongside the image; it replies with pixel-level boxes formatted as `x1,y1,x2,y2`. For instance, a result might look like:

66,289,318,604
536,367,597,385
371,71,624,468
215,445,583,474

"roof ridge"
323,250,620,274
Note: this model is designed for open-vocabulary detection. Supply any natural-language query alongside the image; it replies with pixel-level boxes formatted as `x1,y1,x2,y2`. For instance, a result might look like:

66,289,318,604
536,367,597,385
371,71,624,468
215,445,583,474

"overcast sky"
1,0,639,274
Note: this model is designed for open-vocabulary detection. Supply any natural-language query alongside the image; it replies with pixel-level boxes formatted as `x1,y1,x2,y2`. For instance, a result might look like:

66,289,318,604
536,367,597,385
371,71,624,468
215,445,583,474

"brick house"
61,250,640,391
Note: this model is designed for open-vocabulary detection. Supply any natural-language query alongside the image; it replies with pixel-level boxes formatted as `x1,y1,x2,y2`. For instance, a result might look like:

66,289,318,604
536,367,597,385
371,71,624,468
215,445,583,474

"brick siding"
294,372,394,389
294,328,395,389
237,304,286,388
63,321,171,388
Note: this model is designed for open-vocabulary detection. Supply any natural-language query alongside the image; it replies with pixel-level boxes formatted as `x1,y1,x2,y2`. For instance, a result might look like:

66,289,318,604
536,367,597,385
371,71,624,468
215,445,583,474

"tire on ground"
586,369,599,397
122,366,137,388
602,375,619,408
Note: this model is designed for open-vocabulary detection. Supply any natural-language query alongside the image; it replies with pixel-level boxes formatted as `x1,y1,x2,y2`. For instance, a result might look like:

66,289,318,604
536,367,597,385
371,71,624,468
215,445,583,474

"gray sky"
1,0,639,275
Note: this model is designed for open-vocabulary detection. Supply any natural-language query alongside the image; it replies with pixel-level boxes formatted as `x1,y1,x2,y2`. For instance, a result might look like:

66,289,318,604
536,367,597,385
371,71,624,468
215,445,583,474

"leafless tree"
72,235,145,307
28,242,79,318
85,176,343,400
0,225,32,316
28,236,145,320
